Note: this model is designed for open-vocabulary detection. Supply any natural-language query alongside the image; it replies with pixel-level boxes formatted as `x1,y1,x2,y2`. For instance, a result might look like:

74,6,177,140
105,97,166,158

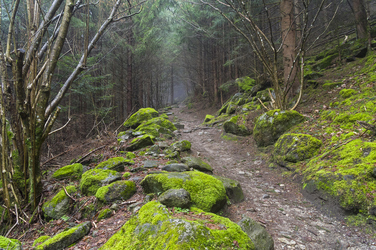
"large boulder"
0,236,22,250
52,163,83,180
161,163,189,172
99,201,255,250
141,171,226,212
238,216,274,250
42,185,77,221
237,76,256,93
126,134,155,151
158,188,191,208
213,176,244,203
123,108,159,129
169,140,191,152
137,117,176,132
95,157,134,172
80,169,121,196
35,222,91,250
253,109,305,147
95,180,136,203
273,133,322,163
181,156,213,172
223,116,251,136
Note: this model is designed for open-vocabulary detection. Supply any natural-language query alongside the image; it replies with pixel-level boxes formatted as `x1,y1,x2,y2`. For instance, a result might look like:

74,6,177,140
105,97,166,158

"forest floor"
10,102,376,250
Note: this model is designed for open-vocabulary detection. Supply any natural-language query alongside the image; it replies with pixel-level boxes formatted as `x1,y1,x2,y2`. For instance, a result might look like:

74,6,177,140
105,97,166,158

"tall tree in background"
0,0,144,215
352,0,369,42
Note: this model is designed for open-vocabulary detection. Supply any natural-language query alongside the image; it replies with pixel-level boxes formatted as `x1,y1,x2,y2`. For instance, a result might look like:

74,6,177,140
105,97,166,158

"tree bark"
352,0,369,40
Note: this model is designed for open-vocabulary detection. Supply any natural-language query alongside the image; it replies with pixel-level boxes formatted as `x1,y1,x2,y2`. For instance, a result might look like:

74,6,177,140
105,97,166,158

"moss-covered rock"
213,176,244,204
95,180,136,203
204,115,214,123
181,156,213,172
123,108,159,129
137,117,177,132
99,201,255,250
33,236,51,247
273,133,322,163
339,88,357,99
238,216,274,250
95,157,134,172
253,109,305,147
158,188,191,208
141,171,226,212
52,163,83,180
126,152,136,159
126,134,155,151
169,140,191,152
42,185,77,221
236,76,256,93
35,222,91,250
312,53,338,71
0,235,22,250
303,139,376,214
80,169,121,196
223,116,251,136
97,208,113,222
122,172,131,179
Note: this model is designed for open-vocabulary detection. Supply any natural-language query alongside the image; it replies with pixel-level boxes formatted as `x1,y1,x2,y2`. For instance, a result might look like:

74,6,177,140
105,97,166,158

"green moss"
80,169,120,196
97,208,112,221
304,139,376,213
221,133,238,141
340,89,357,99
141,171,226,212
124,108,159,129
323,81,341,88
33,236,51,247
313,53,338,71
122,172,131,179
100,201,254,250
204,115,214,123
42,186,76,216
236,76,256,93
126,152,136,159
52,163,83,180
95,157,134,172
170,140,191,152
159,113,169,119
0,236,22,250
95,180,136,203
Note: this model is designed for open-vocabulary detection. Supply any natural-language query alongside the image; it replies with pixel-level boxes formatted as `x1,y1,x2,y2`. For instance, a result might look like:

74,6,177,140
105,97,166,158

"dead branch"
257,98,270,111
49,118,71,135
357,120,376,135
63,186,77,202
5,205,19,237
75,144,108,164
41,144,85,166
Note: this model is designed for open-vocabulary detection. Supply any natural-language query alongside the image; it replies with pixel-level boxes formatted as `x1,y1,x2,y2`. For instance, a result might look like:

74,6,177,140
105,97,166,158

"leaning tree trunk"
352,0,369,41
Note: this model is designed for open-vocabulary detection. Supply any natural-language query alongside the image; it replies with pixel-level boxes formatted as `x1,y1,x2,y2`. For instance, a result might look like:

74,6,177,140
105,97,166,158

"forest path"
172,104,376,250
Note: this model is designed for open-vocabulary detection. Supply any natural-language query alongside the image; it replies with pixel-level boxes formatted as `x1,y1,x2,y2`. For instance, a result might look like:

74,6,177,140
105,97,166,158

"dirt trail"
173,105,376,250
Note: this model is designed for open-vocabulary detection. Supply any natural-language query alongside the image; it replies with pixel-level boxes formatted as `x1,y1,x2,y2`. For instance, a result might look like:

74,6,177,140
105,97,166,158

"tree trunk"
353,0,369,41
127,23,134,114
171,65,174,105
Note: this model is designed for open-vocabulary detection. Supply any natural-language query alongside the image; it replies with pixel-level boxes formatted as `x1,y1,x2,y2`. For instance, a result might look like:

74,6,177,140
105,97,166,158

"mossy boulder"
312,53,338,71
35,222,91,250
52,163,83,180
141,171,226,212
273,133,322,163
238,216,274,250
0,236,22,250
303,139,376,214
95,180,136,203
253,109,305,147
161,163,189,172
33,236,51,247
223,116,251,136
42,185,77,221
204,115,214,123
138,117,177,132
126,134,155,151
339,88,357,99
236,76,256,93
123,108,159,129
126,152,136,159
213,176,244,204
169,140,191,152
99,201,255,250
95,157,134,172
97,208,113,222
158,188,191,208
181,156,213,172
80,169,121,196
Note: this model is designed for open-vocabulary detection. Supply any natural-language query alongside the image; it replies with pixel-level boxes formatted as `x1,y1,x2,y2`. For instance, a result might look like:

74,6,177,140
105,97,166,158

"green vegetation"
52,163,83,180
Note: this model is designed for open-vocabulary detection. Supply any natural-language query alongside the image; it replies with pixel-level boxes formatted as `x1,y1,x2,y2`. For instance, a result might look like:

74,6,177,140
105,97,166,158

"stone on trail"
223,116,251,136
273,133,322,163
35,222,91,250
42,185,77,221
95,180,136,203
253,109,305,147
161,163,189,172
213,175,244,203
99,201,255,250
52,163,83,180
123,107,159,129
80,169,121,196
181,156,213,172
141,171,226,212
126,134,155,151
95,157,134,172
238,216,274,250
158,188,191,208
